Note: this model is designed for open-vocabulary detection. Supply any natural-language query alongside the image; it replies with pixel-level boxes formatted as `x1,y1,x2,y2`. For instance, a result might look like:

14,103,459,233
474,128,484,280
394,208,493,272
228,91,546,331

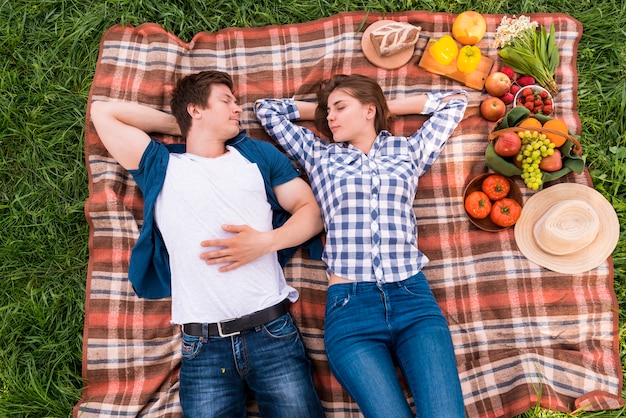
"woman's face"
326,89,376,144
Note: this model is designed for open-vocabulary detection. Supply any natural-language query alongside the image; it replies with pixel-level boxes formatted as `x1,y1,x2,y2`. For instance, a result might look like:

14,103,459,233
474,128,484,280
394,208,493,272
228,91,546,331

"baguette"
369,22,421,57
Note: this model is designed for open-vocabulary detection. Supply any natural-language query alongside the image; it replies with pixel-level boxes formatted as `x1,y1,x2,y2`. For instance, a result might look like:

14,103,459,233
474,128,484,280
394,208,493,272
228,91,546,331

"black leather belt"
182,299,290,338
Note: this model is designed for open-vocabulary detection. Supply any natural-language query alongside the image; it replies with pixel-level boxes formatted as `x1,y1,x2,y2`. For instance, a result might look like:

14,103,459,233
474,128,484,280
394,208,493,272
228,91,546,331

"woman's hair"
314,74,391,141
170,70,234,138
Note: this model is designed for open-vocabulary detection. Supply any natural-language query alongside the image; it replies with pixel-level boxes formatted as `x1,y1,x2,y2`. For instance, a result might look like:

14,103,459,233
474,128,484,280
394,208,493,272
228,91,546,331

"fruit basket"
485,106,584,190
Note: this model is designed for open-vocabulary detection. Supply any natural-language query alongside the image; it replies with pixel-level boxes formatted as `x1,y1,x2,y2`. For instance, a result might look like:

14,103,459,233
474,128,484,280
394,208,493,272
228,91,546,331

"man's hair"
314,74,391,141
170,70,234,138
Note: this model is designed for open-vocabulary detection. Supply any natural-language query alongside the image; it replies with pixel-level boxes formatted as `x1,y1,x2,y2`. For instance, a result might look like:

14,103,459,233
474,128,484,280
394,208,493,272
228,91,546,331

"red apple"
480,97,506,122
485,72,512,97
539,149,563,172
494,131,522,157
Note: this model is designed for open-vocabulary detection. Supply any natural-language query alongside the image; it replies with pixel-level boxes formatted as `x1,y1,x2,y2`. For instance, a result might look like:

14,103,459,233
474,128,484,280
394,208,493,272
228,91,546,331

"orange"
542,119,569,147
452,11,487,45
518,117,542,129
518,117,542,136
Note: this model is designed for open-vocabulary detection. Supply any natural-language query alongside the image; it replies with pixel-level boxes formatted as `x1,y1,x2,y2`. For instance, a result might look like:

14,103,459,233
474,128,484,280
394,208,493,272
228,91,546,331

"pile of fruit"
479,70,513,121
513,127,559,190
488,110,577,190
515,86,553,115
493,120,567,190
464,174,522,227
480,68,553,121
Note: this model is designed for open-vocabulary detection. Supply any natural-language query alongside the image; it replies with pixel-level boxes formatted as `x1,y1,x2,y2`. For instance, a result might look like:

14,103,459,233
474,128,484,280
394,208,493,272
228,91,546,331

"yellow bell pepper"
457,45,482,73
429,35,458,66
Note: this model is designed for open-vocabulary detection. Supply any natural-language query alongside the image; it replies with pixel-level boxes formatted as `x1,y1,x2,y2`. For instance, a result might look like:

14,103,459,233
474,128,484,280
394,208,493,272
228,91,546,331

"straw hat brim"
361,20,416,70
514,182,619,274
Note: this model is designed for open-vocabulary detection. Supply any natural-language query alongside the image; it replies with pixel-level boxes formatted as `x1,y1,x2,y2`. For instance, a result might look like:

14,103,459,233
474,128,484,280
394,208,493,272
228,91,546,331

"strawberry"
542,105,553,115
540,91,549,99
544,98,553,106
524,102,534,110
534,99,543,107
522,87,533,97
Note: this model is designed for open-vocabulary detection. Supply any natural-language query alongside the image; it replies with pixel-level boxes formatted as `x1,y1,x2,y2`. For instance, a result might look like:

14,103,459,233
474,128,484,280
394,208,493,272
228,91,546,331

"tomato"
489,198,522,227
464,191,492,219
481,174,511,201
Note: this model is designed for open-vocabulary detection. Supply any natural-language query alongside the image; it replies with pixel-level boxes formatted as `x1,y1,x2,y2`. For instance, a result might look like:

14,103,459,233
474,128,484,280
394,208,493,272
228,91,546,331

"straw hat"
514,182,619,274
361,20,419,70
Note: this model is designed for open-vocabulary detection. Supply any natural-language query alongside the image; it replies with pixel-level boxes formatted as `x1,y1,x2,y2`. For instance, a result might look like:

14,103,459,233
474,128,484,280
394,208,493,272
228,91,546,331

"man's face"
200,83,243,140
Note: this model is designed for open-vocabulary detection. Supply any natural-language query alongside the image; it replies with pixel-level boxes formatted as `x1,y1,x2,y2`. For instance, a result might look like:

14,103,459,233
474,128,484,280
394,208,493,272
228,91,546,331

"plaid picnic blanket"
75,10,624,418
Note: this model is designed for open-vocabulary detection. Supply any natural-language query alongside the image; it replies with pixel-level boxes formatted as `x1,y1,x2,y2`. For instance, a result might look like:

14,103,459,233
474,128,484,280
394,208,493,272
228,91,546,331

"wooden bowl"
463,173,524,232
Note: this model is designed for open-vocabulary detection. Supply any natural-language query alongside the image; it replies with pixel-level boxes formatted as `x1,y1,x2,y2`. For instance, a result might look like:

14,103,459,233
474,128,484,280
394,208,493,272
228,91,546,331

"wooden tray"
418,39,494,90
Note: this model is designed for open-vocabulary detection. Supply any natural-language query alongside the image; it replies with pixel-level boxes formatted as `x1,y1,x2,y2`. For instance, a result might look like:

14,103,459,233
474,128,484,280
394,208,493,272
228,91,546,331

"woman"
255,74,468,418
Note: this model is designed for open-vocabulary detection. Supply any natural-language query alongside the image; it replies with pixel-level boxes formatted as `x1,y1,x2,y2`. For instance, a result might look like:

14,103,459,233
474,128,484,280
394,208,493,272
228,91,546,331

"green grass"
0,0,624,416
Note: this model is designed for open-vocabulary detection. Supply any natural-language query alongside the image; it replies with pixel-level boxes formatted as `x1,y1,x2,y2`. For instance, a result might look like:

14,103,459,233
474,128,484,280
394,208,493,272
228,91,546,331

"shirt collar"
226,130,247,146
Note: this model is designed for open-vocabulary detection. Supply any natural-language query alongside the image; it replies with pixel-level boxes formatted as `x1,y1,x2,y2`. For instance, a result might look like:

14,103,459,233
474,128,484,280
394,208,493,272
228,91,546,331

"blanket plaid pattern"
76,11,624,417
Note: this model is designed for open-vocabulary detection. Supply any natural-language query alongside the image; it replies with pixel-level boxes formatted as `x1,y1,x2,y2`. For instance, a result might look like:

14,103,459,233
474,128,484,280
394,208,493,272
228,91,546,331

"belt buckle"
217,319,240,337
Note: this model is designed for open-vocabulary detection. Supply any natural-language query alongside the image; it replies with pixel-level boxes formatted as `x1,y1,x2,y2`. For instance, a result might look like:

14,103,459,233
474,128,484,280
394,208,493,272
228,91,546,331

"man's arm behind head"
90,101,181,170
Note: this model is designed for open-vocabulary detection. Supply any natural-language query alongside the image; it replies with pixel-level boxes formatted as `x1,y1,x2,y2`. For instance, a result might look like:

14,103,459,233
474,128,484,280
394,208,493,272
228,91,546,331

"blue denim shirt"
127,130,323,299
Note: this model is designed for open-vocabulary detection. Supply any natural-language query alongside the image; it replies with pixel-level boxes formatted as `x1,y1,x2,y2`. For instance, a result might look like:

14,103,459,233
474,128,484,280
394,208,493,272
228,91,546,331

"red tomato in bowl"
481,174,511,201
490,198,522,227
464,191,492,219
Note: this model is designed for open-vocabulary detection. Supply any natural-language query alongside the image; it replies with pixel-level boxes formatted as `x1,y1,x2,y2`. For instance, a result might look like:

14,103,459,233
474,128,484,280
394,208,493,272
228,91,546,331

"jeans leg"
179,333,246,418
245,313,324,418
324,283,413,418
392,274,466,418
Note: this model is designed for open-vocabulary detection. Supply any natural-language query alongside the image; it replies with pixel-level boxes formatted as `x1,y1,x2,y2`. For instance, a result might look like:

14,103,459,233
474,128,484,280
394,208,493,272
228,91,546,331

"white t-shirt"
154,146,298,325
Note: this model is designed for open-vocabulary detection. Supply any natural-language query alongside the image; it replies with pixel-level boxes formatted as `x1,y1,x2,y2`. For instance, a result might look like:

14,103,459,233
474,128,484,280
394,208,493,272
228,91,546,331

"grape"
515,129,545,189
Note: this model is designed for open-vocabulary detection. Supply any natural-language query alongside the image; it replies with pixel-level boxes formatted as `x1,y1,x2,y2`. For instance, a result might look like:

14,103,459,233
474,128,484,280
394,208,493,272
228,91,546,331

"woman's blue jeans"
179,312,324,418
324,272,466,418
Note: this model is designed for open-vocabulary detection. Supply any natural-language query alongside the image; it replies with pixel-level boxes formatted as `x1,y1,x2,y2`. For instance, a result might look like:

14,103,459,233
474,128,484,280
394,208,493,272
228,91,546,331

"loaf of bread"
369,22,421,57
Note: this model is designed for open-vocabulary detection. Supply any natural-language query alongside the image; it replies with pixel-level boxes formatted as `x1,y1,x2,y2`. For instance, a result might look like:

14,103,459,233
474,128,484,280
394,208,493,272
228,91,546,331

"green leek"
498,23,559,96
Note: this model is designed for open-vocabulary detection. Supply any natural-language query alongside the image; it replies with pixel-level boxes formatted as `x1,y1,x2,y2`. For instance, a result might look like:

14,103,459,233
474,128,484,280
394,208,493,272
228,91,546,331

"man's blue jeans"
324,272,466,418
179,312,324,418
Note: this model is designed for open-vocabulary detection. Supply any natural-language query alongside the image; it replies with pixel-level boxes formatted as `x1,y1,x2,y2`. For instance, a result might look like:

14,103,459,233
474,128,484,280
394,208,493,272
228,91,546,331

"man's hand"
199,177,323,273
199,224,273,272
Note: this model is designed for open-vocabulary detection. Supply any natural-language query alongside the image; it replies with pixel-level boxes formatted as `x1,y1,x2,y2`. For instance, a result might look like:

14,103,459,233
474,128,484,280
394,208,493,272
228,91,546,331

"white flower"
494,15,539,48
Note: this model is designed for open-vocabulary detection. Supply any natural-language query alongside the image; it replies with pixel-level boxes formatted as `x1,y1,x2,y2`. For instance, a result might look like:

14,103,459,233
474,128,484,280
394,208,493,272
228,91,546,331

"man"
90,70,325,417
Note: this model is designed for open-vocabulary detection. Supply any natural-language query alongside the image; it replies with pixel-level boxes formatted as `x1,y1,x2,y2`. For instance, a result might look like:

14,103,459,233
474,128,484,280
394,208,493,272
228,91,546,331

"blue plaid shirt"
254,92,467,283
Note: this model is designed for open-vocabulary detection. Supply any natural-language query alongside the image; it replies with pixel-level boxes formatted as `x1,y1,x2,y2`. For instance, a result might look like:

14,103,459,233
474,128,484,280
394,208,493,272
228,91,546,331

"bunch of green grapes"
515,130,556,190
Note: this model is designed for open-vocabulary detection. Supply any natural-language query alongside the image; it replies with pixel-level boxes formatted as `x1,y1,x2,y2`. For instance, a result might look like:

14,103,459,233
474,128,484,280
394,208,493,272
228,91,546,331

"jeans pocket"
181,333,203,360
262,313,297,339
326,293,351,316
397,273,431,296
